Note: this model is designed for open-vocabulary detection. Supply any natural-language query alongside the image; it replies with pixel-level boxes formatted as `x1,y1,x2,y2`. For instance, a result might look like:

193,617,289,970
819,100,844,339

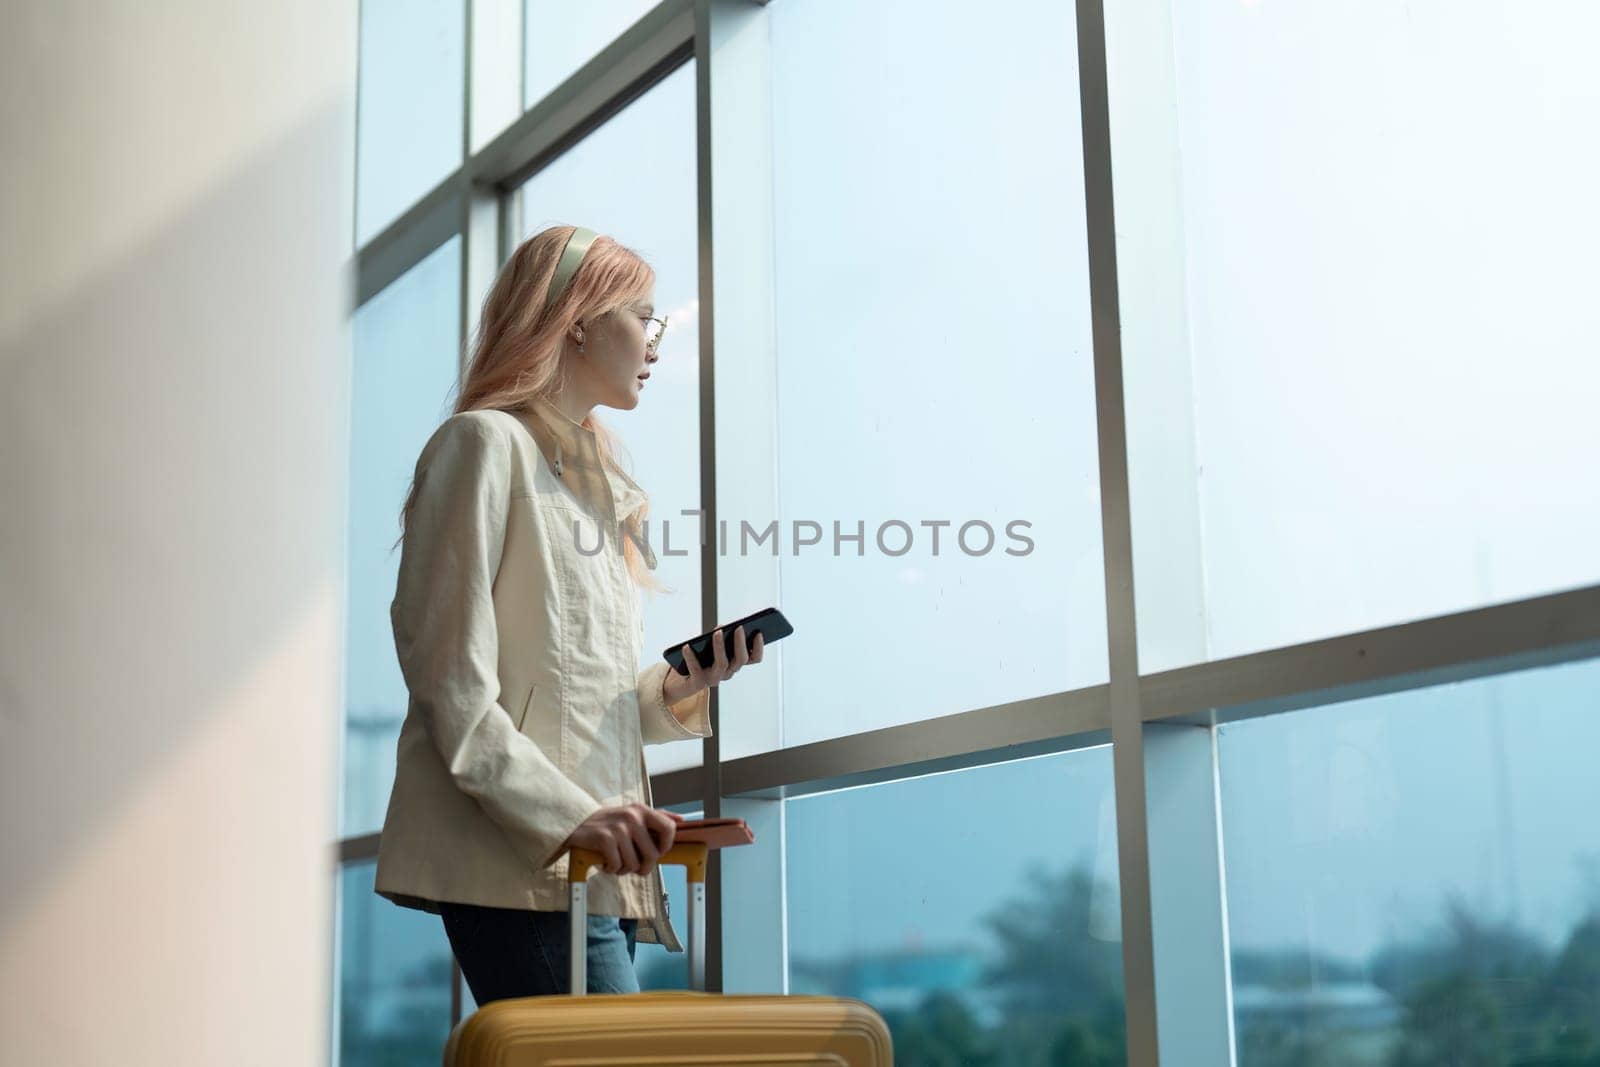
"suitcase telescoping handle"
567,842,710,996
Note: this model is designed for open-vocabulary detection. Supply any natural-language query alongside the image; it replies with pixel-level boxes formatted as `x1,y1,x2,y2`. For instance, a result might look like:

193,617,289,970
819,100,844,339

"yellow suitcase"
442,841,894,1066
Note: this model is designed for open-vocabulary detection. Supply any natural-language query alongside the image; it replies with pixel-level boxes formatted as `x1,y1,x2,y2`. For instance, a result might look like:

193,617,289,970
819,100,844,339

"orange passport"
670,817,754,849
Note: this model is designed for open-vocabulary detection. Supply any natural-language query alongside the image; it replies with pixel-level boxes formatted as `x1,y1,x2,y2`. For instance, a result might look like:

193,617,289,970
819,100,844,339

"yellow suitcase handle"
566,841,711,993
568,840,709,884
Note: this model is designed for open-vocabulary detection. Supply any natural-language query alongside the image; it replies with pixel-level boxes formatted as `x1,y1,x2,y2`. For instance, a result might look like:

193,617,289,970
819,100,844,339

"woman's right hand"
561,804,684,877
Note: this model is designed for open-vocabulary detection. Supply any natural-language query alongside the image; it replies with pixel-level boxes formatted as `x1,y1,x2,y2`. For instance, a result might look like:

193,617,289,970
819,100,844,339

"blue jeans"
439,902,639,1002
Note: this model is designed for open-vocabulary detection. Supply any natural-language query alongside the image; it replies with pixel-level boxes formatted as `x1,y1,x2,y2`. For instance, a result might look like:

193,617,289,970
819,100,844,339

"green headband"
544,225,599,317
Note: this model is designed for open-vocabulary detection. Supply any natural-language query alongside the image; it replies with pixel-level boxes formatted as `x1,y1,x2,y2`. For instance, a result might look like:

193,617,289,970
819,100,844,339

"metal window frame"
336,0,1600,1059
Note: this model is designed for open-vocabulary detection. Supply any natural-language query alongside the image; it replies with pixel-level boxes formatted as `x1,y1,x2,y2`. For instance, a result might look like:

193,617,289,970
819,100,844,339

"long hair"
392,224,666,593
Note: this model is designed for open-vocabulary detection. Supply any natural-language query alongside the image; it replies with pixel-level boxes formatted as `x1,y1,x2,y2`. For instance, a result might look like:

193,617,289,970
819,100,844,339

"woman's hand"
663,624,764,707
562,804,685,876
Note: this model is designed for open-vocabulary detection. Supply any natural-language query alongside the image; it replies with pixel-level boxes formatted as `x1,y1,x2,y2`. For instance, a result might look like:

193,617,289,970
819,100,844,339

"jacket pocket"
515,682,538,732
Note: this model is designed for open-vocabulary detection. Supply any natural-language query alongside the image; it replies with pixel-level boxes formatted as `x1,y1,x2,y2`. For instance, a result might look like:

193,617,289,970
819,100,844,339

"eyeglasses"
643,314,669,357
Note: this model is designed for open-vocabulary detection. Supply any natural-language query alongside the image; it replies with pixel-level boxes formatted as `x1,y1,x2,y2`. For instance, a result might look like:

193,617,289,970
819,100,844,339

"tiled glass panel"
787,751,1126,1064
1221,658,1600,1065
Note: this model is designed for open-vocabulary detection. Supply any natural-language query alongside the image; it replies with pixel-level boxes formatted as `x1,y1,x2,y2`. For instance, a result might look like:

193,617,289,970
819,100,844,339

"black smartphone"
663,606,793,676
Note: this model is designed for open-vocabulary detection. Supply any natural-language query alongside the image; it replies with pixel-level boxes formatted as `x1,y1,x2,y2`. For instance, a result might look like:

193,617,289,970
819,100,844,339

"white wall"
0,2,354,1063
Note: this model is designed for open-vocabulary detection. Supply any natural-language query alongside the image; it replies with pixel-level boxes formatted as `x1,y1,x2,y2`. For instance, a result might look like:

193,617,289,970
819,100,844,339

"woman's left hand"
662,625,764,705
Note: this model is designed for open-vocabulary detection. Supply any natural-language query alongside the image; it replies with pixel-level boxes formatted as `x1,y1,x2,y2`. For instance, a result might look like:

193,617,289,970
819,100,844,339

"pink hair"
393,224,667,593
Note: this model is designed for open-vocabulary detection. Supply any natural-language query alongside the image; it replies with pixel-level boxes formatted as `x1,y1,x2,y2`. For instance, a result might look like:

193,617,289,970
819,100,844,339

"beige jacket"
373,396,712,952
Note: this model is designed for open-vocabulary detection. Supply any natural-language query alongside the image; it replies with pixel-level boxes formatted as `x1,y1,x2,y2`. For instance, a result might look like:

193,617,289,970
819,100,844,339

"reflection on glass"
343,236,462,837
356,0,464,245
516,60,701,777
1220,658,1600,1065
337,861,454,1067
1131,0,1600,671
523,0,659,110
787,751,1125,1064
769,0,1106,751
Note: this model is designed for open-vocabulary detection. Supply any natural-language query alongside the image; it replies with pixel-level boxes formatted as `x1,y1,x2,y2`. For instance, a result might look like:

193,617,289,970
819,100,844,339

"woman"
373,224,764,1002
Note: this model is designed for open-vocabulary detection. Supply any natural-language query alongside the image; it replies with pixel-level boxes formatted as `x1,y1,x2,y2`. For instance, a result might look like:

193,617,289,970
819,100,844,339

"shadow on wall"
0,61,353,1066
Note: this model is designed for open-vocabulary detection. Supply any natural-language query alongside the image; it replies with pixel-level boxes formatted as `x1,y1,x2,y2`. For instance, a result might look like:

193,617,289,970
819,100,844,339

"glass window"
523,0,660,110
343,236,462,837
357,0,465,246
336,861,455,1067
1129,1,1600,671
516,61,702,776
787,751,1125,1063
1219,657,1600,1065
769,0,1107,751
